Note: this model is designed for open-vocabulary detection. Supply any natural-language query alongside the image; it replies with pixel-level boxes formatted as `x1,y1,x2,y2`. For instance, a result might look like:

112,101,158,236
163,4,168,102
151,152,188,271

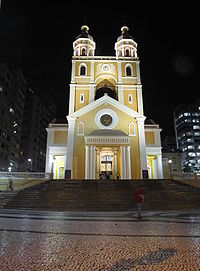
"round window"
95,109,118,129
100,114,113,126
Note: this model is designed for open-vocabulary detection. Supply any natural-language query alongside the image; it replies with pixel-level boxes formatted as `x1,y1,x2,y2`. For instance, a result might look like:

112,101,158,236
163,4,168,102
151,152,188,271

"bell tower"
115,26,138,58
69,26,96,115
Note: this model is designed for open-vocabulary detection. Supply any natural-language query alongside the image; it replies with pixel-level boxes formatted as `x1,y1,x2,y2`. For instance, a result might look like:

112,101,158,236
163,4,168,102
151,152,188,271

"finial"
81,25,89,33
121,26,129,33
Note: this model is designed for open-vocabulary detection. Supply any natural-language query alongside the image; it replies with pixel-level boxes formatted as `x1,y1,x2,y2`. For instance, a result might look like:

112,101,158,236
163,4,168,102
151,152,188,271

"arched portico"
85,130,131,179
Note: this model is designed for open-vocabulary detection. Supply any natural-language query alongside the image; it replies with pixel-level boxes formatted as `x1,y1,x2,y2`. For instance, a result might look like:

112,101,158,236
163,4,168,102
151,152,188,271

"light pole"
28,158,32,172
168,159,172,175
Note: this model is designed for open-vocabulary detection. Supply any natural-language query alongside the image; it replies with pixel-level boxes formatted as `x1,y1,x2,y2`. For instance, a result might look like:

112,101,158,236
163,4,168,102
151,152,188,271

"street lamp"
168,159,172,174
28,158,32,172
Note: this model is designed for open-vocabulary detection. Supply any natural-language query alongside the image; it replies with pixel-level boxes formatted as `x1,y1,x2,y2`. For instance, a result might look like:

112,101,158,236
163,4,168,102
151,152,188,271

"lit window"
188,152,196,157
128,94,133,104
80,93,84,103
9,107,14,114
188,146,195,149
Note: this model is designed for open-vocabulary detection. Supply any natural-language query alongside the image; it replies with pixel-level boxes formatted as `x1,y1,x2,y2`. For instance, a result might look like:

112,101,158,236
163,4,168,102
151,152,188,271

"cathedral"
45,26,163,180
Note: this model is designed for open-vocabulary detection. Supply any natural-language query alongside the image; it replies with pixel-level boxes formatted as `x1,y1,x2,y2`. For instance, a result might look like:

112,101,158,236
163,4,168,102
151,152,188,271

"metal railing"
0,172,51,180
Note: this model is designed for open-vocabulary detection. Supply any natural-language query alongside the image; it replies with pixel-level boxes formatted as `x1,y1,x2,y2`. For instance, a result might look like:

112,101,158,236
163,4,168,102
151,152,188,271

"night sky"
0,1,199,138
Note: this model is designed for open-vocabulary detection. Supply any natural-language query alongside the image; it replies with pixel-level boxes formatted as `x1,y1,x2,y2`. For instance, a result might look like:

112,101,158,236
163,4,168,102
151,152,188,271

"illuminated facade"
45,26,163,179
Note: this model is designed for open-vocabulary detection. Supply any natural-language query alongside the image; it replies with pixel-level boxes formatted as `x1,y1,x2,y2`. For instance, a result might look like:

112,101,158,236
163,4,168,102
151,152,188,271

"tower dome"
73,25,96,57
115,26,137,58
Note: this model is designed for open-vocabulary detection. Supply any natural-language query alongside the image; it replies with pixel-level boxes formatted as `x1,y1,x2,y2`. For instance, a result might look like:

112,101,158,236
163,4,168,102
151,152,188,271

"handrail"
0,172,50,180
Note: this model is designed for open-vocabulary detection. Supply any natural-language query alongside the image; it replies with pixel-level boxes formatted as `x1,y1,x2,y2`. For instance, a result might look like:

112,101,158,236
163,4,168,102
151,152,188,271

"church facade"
45,26,163,180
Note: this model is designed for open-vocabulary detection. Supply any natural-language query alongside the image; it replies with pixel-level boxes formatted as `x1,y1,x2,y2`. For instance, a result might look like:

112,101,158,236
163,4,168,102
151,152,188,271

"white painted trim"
136,61,141,84
117,61,122,83
137,118,147,176
89,84,95,103
69,84,76,115
69,94,145,119
66,117,76,177
90,60,94,82
85,146,89,179
85,136,130,145
136,84,144,116
128,122,136,136
117,84,123,104
71,60,76,83
95,109,118,129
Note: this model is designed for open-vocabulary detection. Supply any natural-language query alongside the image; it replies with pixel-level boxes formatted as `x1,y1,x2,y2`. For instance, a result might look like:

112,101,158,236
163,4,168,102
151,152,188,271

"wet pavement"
0,209,200,270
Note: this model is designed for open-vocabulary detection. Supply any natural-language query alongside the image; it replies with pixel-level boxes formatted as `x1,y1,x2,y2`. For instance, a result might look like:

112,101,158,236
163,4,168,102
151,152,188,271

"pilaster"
137,118,148,177
65,116,76,178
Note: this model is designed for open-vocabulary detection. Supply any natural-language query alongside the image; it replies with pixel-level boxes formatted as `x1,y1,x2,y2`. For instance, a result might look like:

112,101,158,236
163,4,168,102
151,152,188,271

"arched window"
129,122,136,136
81,48,86,56
77,122,84,136
125,49,130,57
80,93,84,103
79,64,87,76
126,66,132,76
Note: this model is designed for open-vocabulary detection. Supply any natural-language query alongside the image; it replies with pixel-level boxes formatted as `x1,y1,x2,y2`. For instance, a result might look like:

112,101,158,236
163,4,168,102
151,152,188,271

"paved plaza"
0,209,200,270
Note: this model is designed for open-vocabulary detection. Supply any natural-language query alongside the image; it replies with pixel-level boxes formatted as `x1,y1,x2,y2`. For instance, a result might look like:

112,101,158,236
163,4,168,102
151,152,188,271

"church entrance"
98,147,119,180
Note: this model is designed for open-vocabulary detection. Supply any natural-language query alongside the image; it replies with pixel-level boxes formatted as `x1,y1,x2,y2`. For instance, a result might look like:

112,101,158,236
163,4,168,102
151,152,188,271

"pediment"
68,94,145,120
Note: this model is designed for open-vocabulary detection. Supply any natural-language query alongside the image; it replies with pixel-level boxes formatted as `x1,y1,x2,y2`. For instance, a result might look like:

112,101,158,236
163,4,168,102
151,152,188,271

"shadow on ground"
99,248,177,271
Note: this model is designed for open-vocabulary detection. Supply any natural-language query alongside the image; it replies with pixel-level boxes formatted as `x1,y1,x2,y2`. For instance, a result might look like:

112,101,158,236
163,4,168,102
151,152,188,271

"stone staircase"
2,179,200,211
0,191,18,208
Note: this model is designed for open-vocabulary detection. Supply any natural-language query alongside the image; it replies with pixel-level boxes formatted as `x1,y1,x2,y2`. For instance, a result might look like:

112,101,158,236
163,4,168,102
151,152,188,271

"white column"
71,60,76,83
96,149,100,178
117,61,122,83
89,84,95,103
136,60,141,84
118,84,123,104
114,149,118,178
120,146,126,179
136,84,144,116
90,60,94,82
69,84,76,114
137,118,147,178
90,146,95,179
157,153,163,179
45,129,54,173
85,146,90,179
126,146,131,179
89,60,95,103
66,117,76,178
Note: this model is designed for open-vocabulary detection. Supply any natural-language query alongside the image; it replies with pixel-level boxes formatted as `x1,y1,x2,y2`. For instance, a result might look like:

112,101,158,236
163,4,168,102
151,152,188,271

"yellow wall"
145,131,155,145
75,61,91,76
73,104,141,179
121,62,136,77
75,88,89,111
123,89,137,111
94,62,118,81
54,131,68,144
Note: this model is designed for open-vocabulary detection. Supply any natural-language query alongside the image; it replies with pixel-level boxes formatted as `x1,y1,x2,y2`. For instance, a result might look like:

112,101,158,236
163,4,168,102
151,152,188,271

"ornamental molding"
85,136,130,145
95,109,118,129
96,63,116,75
